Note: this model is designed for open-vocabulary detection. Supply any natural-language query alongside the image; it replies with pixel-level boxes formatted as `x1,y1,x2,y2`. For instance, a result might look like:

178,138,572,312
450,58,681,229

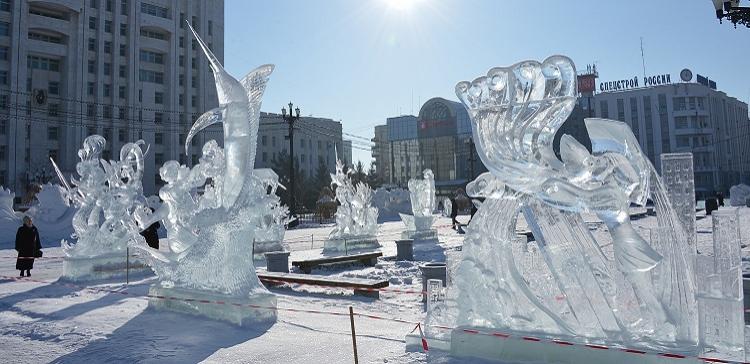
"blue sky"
223,0,749,166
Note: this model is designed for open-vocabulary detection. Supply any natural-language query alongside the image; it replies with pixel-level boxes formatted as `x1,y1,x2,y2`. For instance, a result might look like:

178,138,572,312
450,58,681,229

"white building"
342,139,352,167
0,0,224,197
254,112,345,179
592,75,750,197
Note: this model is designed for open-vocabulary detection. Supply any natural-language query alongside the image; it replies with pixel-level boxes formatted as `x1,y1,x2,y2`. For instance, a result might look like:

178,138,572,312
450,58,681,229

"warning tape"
0,275,746,363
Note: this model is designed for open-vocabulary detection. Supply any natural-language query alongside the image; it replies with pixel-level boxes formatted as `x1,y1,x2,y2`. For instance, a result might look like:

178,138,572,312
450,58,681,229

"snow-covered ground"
1,208,749,363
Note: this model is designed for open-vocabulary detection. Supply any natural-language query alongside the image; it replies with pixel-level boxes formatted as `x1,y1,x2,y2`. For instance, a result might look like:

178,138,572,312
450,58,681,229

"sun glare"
382,0,423,12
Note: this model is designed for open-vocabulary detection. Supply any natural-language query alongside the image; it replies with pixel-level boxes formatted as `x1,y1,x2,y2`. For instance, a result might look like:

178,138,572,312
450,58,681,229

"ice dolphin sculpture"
185,22,273,209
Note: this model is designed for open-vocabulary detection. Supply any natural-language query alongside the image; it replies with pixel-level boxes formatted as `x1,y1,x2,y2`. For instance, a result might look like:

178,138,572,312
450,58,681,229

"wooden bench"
257,271,389,298
291,252,383,274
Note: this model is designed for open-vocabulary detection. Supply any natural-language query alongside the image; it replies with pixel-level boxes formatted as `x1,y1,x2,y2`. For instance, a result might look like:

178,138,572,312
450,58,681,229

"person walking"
16,216,42,277
450,196,458,230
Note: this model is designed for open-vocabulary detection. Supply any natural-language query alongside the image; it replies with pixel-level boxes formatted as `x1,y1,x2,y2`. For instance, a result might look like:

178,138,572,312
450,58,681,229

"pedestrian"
139,208,160,250
450,196,458,230
717,191,725,207
15,216,42,278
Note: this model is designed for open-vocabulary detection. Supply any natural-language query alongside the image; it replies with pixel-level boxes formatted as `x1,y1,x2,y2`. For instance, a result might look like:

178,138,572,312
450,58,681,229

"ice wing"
185,107,224,155
239,64,274,169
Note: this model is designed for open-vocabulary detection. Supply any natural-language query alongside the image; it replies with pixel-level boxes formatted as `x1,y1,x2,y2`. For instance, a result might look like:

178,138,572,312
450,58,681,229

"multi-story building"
593,74,750,197
371,124,389,184
342,139,352,167
0,0,224,197
254,112,345,179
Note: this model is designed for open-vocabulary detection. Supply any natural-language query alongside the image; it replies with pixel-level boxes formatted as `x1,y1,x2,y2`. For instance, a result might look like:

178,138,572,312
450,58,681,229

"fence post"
344,238,348,256
126,247,129,285
311,234,314,250
252,238,256,258
349,306,359,364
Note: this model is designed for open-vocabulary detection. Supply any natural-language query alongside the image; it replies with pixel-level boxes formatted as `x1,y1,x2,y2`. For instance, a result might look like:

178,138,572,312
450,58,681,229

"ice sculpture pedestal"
148,285,277,327
61,253,151,282
399,214,438,242
450,327,704,364
323,235,380,253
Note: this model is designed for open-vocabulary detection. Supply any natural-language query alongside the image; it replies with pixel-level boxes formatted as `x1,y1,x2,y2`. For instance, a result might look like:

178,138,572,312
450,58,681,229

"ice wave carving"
448,56,697,351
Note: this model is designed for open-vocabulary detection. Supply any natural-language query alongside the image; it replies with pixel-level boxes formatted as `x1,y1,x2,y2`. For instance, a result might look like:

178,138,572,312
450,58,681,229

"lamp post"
281,102,301,216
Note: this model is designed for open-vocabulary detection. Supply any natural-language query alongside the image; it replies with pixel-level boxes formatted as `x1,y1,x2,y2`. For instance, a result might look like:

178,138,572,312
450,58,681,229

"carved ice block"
660,153,696,266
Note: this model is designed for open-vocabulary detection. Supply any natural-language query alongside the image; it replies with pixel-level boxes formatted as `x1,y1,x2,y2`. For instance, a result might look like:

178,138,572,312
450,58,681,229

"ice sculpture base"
450,327,704,364
253,240,285,259
148,285,277,327
323,235,380,253
401,229,438,242
61,253,152,282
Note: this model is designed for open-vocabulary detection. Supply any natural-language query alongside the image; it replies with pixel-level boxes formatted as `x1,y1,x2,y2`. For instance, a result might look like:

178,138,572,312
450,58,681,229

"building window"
262,135,267,146
119,86,126,98
119,44,127,57
616,99,625,121
154,91,163,104
48,81,59,95
0,0,9,12
141,2,168,18
155,152,164,165
87,104,96,117
89,16,96,30
179,36,184,48
154,112,163,123
104,20,112,33
106,0,112,12
88,60,95,73
139,28,166,40
28,32,63,44
262,152,267,162
119,65,126,78
48,149,58,161
118,128,125,142
27,55,61,72
178,94,184,105
90,0,97,8
104,41,111,54
0,70,6,85
191,95,196,107
87,82,95,95
179,74,185,86
120,23,127,36
179,12,185,28
120,0,127,14
118,107,126,120
191,39,197,50
192,16,198,29
599,100,608,119
208,20,213,35
138,89,142,102
155,132,163,144
272,136,276,147
103,84,111,97
673,97,686,111
103,62,111,75
191,57,197,69
192,77,197,88
139,49,164,64
0,46,8,60
0,21,8,36
88,38,96,51
48,104,60,117
139,69,164,84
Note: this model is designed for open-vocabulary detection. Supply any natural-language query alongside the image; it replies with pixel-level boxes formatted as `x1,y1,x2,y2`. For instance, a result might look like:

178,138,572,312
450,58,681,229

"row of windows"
141,2,168,19
29,6,67,20
29,32,63,44
27,55,61,71
140,28,167,40
139,69,164,84
139,49,164,64
673,96,706,111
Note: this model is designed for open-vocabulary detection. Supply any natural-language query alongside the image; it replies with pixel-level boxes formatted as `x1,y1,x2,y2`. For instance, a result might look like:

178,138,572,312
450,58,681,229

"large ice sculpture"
54,135,151,281
372,187,411,221
252,168,291,257
323,157,380,252
439,56,705,362
399,169,438,241
661,152,696,269
129,23,277,326
25,183,77,245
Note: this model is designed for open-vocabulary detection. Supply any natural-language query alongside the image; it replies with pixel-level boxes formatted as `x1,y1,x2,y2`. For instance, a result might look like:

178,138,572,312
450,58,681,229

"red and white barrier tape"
1,275,746,363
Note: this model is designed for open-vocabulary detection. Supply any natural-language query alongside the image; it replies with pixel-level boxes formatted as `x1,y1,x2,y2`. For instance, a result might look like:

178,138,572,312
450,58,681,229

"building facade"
0,0,224,197
593,80,750,197
371,124,389,184
254,112,345,179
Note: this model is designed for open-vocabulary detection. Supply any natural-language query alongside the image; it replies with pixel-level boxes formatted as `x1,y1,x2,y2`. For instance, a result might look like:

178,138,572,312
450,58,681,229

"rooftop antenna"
640,37,646,80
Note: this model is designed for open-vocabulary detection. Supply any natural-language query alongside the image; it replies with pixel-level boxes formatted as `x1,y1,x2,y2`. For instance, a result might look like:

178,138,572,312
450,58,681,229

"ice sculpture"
661,152,696,269
323,157,380,252
436,56,707,362
25,183,77,245
53,135,151,282
399,169,438,241
729,183,750,206
129,23,277,326
252,168,291,257
372,187,411,221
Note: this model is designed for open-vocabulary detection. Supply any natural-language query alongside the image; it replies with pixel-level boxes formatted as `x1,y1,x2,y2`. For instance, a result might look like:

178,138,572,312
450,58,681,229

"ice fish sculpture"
439,56,698,360
129,23,277,326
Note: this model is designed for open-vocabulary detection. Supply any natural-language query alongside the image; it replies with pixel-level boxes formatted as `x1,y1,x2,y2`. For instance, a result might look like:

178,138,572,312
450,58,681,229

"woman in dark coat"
450,196,459,229
16,216,42,277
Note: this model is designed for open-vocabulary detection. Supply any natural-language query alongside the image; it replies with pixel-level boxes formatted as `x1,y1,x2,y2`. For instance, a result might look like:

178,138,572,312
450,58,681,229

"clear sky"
223,0,750,166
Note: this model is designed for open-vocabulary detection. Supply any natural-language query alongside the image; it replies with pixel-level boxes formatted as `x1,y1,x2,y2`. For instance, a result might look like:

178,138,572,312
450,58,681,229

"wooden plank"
291,252,383,266
257,271,389,289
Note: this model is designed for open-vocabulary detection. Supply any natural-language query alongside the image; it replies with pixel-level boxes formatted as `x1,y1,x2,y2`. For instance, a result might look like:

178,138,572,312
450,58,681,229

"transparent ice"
328,157,379,241
130,23,278,300
400,169,436,232
443,56,700,355
729,183,750,206
372,187,411,220
54,135,149,258
25,183,77,244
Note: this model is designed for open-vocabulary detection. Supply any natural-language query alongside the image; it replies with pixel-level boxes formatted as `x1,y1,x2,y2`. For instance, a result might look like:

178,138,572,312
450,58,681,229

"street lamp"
281,102,301,217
